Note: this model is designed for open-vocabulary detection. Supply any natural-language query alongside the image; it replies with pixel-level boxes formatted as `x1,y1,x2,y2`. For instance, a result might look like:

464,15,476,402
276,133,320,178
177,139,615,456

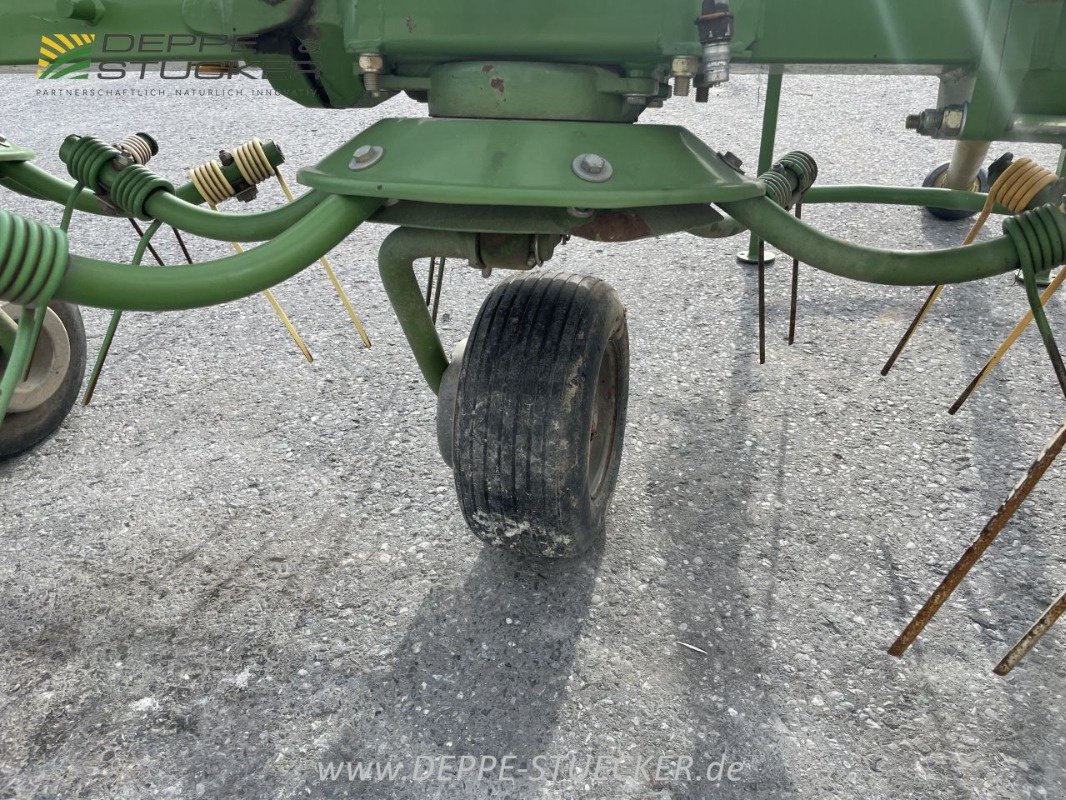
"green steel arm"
378,228,481,394
0,161,122,216
0,159,329,241
141,190,329,242
57,194,380,311
718,193,1021,286
803,185,1011,215
0,145,324,241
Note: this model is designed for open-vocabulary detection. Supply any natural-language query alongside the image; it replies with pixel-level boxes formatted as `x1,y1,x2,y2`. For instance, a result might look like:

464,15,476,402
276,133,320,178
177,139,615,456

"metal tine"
431,257,446,325
426,257,436,307
994,589,1066,676
82,219,169,405
172,226,194,264
788,203,801,345
881,286,943,376
275,168,371,349
758,240,767,364
950,269,1066,415
889,419,1066,658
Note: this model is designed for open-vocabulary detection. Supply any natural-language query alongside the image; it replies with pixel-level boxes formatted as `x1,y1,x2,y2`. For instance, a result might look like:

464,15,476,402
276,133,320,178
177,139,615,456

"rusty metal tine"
758,240,766,364
425,257,436,306
889,420,1066,658
788,204,801,345
171,226,194,265
128,219,165,267
994,589,1066,676
882,285,944,376
431,257,446,325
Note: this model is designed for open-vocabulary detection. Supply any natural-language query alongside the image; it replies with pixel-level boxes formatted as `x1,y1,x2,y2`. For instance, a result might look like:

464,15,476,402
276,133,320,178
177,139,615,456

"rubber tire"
451,271,629,559
923,162,990,221
0,301,87,461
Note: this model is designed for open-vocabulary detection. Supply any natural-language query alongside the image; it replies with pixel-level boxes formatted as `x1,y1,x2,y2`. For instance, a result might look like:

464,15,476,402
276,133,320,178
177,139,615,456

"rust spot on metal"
482,64,494,73
572,212,654,243
405,15,416,33
490,77,505,94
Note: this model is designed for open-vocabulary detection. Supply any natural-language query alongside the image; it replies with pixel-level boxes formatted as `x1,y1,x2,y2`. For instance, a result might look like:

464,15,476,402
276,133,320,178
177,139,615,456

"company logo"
37,34,95,79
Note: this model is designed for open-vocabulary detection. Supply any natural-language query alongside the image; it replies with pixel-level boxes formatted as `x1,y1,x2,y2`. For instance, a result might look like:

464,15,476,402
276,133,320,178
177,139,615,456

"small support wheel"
922,162,990,221
0,301,87,460
446,271,629,558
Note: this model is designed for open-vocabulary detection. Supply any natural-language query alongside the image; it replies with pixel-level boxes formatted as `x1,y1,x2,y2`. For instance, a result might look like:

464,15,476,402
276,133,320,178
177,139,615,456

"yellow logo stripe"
36,34,95,79
40,36,67,54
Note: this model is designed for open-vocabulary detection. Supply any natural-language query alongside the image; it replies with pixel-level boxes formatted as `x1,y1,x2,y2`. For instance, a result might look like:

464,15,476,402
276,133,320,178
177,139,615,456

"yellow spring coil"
189,160,236,206
189,137,276,206
231,138,275,185
963,157,1059,245
188,138,372,351
883,156,1061,377
114,133,156,166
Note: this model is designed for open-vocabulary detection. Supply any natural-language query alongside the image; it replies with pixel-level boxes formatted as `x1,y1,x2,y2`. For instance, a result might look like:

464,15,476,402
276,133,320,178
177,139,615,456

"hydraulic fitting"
696,0,733,87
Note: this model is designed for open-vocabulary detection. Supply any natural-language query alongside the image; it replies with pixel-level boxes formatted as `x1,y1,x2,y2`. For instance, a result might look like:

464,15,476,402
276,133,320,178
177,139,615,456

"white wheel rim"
2,303,72,414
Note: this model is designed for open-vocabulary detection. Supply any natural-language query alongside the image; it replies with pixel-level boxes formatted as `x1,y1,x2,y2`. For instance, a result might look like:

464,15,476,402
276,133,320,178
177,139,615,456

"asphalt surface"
1,72,1065,800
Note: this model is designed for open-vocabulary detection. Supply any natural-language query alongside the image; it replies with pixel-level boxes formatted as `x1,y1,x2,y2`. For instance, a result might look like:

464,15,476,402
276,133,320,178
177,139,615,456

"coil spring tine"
881,285,944,377
83,219,165,406
214,205,313,364
950,269,1066,414
274,167,371,349
431,257,446,326
172,227,194,265
883,157,1060,376
425,258,436,307
994,588,1066,676
788,203,801,345
130,218,166,268
1006,205,1066,400
890,419,1066,659
758,240,766,365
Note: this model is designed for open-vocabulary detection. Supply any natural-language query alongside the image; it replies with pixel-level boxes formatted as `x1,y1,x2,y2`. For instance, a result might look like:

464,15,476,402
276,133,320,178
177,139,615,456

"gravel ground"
1,71,1065,800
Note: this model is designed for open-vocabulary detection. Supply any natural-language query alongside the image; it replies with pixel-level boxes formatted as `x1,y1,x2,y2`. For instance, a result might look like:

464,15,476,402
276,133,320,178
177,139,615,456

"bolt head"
671,56,699,77
358,53,384,72
349,145,384,170
581,154,606,175
943,107,965,132
572,154,614,183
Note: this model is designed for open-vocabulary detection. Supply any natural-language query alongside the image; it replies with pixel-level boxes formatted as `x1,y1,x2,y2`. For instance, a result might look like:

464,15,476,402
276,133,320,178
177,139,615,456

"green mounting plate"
298,119,762,209
0,138,35,162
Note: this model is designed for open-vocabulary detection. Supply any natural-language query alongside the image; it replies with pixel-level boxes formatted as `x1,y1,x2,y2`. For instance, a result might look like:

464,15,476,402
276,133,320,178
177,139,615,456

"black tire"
450,271,629,558
0,301,86,461
923,162,989,221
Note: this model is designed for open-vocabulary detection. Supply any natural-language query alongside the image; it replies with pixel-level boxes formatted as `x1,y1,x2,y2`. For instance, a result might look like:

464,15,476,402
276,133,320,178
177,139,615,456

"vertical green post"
739,67,784,264
1038,144,1066,286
